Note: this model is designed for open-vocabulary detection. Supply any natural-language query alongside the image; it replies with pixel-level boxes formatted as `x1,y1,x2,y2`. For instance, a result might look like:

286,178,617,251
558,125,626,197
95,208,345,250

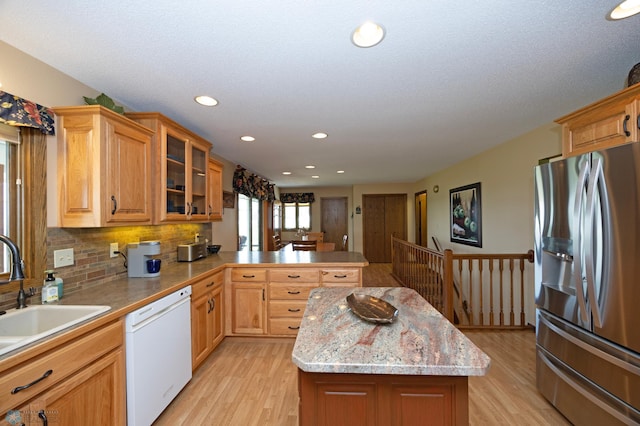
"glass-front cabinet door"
162,126,209,222
190,141,208,221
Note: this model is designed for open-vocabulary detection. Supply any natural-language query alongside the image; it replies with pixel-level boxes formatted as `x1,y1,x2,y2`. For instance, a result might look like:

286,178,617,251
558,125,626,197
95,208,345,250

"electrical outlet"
54,248,74,268
110,242,119,258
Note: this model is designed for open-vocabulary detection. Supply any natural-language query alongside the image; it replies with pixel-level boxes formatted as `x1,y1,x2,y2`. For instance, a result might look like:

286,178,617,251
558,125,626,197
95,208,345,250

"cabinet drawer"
270,269,319,283
269,300,307,318
321,269,360,284
231,268,267,282
269,318,303,336
191,270,224,300
269,283,316,300
0,320,123,414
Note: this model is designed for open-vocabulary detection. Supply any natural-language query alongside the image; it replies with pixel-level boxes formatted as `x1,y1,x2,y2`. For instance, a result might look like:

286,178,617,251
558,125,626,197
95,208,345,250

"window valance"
0,91,55,135
280,192,315,203
233,165,276,201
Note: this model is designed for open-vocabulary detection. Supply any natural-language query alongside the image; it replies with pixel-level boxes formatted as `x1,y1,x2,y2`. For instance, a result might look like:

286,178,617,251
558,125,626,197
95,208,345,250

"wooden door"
415,190,428,247
320,197,348,250
363,194,407,262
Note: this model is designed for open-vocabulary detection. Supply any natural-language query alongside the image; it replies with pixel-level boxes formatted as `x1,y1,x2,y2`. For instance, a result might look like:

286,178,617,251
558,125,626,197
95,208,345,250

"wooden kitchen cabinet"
298,371,468,426
208,158,223,221
0,320,126,425
55,105,154,227
191,270,225,371
321,268,362,287
126,112,212,223
230,269,267,335
268,269,319,336
557,83,640,157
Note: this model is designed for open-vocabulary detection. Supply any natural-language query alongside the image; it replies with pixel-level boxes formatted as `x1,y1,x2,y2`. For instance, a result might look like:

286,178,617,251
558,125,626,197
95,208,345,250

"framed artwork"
450,182,482,248
223,191,235,208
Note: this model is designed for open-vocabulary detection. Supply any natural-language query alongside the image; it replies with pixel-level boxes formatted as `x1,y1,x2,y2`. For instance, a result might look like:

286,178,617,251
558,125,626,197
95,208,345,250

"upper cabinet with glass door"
125,112,211,223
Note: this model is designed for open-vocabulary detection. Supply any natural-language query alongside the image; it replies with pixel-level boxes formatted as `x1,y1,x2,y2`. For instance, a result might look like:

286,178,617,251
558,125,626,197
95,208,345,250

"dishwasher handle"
126,296,190,332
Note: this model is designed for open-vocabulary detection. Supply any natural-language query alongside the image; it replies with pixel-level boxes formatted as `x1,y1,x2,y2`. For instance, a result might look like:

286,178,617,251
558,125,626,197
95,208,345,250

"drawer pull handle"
288,291,301,295
288,308,301,312
206,281,215,287
623,114,631,136
288,326,300,330
334,274,348,279
242,274,256,278
287,275,301,279
11,369,53,394
38,410,48,426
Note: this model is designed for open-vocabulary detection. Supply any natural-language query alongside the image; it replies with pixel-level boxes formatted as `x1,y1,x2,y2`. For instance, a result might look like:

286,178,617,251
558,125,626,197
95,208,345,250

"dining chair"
306,232,324,242
291,240,317,251
272,234,284,250
342,234,348,251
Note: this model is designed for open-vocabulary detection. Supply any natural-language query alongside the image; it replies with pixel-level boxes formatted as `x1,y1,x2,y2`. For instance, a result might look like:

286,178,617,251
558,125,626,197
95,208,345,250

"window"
283,202,311,231
237,193,263,251
0,124,20,278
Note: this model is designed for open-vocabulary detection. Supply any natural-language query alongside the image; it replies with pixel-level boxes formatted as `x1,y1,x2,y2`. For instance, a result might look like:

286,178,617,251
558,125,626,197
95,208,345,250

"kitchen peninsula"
0,250,367,424
293,287,490,426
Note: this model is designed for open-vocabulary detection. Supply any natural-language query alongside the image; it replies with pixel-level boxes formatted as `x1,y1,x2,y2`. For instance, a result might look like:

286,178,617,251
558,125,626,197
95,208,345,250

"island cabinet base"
298,369,469,426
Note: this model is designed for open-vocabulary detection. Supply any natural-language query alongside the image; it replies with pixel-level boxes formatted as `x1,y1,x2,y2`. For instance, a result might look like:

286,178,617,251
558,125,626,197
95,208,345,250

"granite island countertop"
292,287,491,376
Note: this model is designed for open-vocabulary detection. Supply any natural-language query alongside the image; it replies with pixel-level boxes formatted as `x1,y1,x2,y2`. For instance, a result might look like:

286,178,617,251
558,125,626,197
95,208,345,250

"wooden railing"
391,236,534,329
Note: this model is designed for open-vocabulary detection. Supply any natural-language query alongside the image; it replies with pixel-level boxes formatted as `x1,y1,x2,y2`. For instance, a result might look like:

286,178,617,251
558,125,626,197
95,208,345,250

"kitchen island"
292,287,490,426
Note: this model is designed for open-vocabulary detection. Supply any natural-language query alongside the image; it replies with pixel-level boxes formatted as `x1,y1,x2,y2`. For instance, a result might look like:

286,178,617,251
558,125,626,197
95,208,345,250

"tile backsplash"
0,223,211,310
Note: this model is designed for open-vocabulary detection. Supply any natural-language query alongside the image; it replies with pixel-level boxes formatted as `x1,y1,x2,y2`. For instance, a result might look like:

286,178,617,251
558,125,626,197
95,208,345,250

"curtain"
232,165,276,201
279,192,315,203
0,91,55,135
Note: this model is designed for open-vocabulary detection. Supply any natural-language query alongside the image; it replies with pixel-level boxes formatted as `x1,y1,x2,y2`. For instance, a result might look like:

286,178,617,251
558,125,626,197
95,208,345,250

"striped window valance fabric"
0,91,55,135
279,192,315,203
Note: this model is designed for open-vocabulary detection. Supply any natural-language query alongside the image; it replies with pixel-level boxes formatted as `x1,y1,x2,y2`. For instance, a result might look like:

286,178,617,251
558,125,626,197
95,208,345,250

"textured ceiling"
1,1,639,187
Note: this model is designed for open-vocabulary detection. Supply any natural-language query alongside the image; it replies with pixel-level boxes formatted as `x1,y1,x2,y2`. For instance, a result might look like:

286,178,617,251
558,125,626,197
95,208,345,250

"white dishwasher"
125,286,192,426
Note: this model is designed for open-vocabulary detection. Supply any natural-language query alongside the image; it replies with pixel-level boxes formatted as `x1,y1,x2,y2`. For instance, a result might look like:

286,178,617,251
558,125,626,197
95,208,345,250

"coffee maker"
127,241,161,278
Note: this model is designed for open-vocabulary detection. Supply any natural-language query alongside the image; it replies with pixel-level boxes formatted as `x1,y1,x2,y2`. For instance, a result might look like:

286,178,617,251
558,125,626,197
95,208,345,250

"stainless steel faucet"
0,234,35,308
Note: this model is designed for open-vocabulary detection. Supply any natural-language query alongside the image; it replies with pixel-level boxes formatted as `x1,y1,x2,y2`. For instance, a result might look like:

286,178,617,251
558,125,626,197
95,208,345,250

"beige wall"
413,123,562,254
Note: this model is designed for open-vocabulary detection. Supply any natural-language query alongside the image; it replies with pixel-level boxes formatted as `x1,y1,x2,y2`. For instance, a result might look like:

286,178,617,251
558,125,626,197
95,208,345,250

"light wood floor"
155,264,570,425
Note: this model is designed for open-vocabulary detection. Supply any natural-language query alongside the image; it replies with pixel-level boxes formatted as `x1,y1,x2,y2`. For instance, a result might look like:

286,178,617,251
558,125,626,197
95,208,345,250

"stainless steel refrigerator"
534,142,640,425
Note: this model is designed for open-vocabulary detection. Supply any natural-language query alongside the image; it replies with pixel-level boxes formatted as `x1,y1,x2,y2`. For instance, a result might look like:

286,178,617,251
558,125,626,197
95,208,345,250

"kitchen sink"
0,305,111,356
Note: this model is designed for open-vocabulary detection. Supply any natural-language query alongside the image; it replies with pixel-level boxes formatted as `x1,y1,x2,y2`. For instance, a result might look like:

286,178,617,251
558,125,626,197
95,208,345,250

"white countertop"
292,287,491,376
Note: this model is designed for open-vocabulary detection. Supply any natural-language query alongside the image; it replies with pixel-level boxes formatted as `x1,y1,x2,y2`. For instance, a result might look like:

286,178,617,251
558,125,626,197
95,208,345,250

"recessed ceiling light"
312,132,328,139
305,165,315,169
311,175,319,179
337,170,345,174
240,136,255,142
194,95,218,106
352,21,385,48
282,171,292,175
610,0,640,19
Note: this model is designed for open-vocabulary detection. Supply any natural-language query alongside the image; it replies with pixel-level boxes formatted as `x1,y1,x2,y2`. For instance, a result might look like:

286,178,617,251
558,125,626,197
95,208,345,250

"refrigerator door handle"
573,159,590,323
585,157,606,328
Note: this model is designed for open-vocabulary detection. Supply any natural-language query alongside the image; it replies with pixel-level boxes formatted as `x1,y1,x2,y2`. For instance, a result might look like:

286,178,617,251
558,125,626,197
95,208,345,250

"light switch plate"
54,248,74,268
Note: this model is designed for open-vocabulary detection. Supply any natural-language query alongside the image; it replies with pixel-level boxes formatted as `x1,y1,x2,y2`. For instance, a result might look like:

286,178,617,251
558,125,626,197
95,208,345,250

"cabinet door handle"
262,288,265,301
288,308,301,312
637,114,640,130
110,195,117,215
623,114,631,136
287,291,301,295
38,410,48,426
11,369,53,394
288,326,300,330
287,275,301,279
187,202,192,215
211,298,215,310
